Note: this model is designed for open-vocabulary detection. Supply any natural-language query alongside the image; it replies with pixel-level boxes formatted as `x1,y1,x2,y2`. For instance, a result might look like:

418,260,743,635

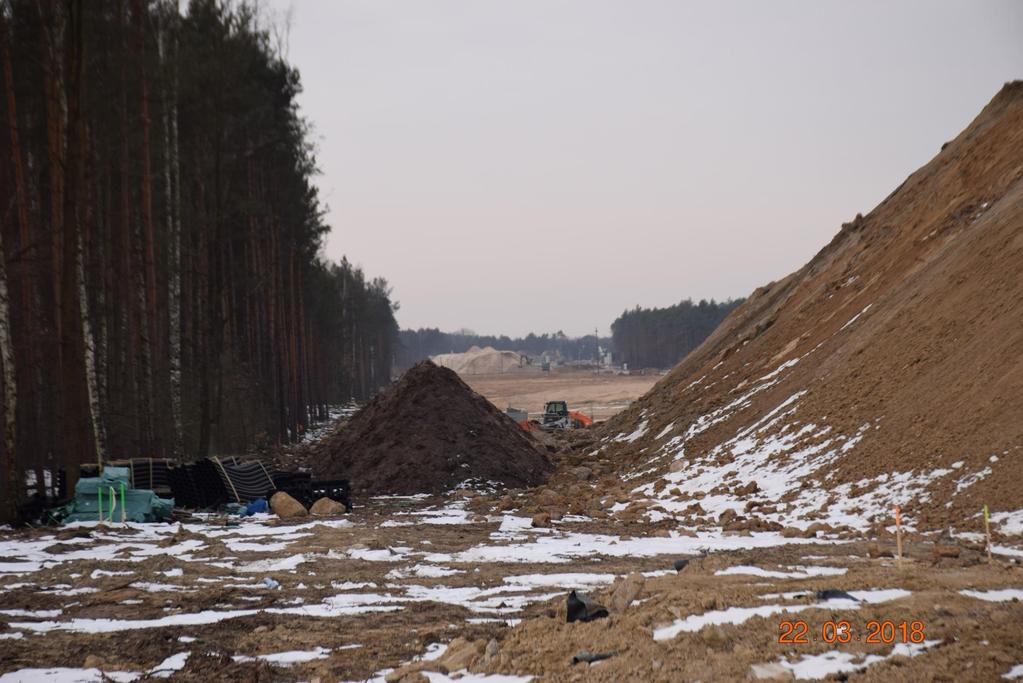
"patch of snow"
503,573,617,588
0,608,61,619
779,640,938,679
654,589,911,640
387,564,464,579
233,647,331,665
839,303,872,331
615,420,649,444
10,609,260,634
990,510,1023,535
715,565,847,579
1003,663,1023,680
959,588,1023,602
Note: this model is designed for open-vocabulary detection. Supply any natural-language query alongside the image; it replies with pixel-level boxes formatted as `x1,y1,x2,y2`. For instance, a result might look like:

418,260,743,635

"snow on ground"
614,352,1004,534
425,528,831,565
778,639,938,680
653,589,912,641
715,565,847,579
990,510,1023,535
1004,663,1023,680
958,588,1023,602
233,647,332,665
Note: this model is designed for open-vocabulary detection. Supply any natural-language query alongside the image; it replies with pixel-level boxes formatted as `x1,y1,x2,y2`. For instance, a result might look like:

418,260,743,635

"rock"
734,481,759,496
484,638,499,661
270,491,308,519
867,542,894,558
437,637,485,671
932,543,960,558
749,662,794,680
570,466,593,481
609,572,645,612
385,662,433,682
309,497,347,516
399,674,429,683
536,488,566,508
531,512,551,528
83,655,105,670
802,522,833,538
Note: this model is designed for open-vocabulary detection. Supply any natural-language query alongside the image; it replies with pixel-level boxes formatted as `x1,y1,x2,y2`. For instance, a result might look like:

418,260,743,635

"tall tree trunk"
1,9,25,519
60,0,95,491
133,0,157,456
158,19,183,458
0,190,17,523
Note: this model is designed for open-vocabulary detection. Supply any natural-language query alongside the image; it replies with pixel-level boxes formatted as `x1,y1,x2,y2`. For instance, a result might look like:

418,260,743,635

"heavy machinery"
541,400,593,429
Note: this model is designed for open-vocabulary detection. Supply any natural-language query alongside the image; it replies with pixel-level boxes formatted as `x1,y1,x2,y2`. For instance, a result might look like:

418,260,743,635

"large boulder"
270,491,308,519
309,497,347,516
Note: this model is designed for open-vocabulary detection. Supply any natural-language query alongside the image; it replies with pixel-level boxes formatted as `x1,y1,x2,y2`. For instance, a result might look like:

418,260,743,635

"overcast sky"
264,0,1022,338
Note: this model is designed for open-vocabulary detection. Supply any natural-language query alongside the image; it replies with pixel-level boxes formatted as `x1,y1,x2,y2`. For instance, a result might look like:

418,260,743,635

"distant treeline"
396,329,610,369
611,298,743,369
0,0,397,519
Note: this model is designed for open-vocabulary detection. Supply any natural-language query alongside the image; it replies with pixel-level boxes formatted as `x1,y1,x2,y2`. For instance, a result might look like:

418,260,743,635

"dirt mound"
313,361,552,494
593,82,1023,533
432,346,525,374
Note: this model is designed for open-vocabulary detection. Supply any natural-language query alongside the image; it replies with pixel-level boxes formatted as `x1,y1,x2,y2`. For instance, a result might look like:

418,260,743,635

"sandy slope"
594,81,1023,534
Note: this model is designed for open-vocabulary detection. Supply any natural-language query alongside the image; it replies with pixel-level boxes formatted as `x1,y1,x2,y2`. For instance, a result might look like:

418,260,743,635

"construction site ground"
1,477,1021,682
462,368,660,423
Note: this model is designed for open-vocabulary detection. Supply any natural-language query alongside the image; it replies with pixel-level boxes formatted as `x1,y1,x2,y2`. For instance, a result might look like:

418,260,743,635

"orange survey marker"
895,505,903,565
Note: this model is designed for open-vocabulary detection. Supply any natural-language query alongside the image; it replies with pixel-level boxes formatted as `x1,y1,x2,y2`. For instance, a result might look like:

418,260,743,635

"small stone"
867,542,894,558
749,661,794,680
570,466,593,481
399,674,429,683
609,572,645,612
437,637,485,671
802,522,833,538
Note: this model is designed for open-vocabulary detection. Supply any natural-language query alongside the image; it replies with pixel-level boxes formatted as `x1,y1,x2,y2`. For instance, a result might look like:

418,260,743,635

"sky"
263,0,1022,338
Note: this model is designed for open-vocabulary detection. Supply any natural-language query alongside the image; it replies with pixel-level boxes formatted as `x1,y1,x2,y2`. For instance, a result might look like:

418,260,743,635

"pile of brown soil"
593,81,1023,531
312,361,553,494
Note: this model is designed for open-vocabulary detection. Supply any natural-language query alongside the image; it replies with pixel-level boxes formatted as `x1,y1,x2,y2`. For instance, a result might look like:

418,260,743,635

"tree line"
397,328,610,369
611,298,742,370
0,0,397,520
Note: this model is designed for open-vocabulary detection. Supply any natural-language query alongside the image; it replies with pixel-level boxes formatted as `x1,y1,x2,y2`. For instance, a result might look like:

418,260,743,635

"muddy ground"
1,486,1021,682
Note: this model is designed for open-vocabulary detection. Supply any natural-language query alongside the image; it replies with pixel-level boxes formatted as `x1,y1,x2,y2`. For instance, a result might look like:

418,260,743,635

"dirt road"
462,368,661,422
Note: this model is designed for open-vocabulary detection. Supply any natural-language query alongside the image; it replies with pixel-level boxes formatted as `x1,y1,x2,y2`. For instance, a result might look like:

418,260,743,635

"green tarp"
53,466,174,524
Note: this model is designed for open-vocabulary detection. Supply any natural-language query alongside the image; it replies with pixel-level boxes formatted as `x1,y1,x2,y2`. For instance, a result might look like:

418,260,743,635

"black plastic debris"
572,651,617,665
566,590,609,623
673,558,690,572
816,589,859,601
